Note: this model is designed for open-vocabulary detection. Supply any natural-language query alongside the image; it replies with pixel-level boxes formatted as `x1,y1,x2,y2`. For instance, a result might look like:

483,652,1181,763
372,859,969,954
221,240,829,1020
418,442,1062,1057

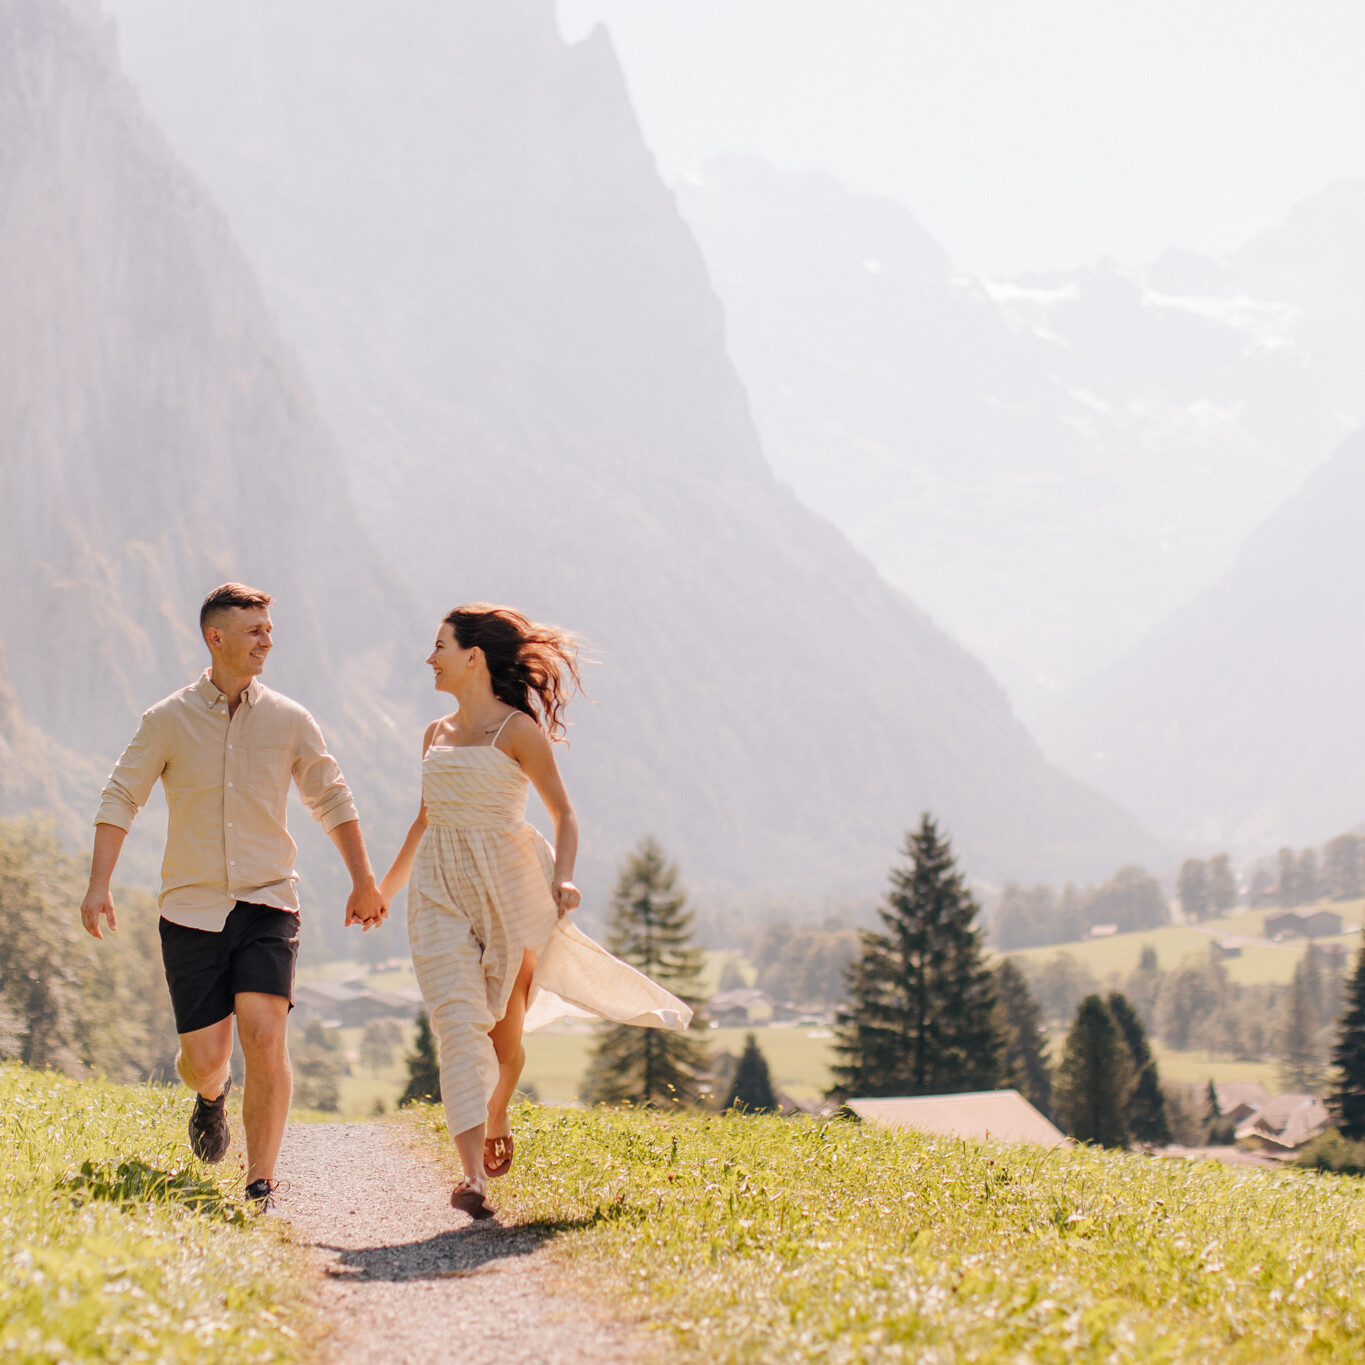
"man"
79,583,387,1209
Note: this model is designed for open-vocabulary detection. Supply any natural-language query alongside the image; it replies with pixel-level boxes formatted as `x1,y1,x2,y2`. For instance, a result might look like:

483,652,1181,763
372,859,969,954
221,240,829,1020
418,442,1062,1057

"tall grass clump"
0,1063,305,1362
410,1102,1365,1363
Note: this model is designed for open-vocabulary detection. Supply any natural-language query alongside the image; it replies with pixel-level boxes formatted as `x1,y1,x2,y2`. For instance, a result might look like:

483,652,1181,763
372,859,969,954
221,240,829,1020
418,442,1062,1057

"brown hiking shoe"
189,1075,231,1163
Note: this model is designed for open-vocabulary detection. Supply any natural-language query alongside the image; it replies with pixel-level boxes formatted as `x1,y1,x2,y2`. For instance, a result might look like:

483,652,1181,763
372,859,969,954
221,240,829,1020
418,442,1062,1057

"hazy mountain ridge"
0,0,430,928
85,0,1163,894
677,157,1365,715
1038,426,1365,854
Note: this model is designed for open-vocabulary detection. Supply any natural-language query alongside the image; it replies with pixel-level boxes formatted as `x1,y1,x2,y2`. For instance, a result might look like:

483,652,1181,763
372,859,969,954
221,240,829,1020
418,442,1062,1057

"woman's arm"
377,721,439,901
378,800,429,902
504,715,581,917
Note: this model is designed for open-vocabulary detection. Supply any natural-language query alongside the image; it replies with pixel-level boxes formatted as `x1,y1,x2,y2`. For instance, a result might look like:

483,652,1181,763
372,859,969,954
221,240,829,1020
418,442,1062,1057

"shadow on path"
317,1213,606,1284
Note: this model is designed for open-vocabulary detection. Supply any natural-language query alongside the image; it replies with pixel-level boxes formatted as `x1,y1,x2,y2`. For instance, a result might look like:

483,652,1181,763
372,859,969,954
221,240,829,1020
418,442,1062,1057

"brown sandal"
484,1134,514,1178
451,1181,496,1220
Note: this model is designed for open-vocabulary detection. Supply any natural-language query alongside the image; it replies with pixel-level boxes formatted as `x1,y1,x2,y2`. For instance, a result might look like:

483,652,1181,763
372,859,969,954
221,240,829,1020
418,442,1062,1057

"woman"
379,604,692,1219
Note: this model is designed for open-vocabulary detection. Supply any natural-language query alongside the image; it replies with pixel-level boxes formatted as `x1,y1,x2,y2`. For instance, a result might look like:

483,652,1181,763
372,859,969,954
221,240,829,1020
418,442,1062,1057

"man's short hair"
200,583,273,637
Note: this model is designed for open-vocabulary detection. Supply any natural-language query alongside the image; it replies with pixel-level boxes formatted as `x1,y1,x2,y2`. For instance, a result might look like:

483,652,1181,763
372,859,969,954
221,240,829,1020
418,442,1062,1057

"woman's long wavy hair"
445,603,584,741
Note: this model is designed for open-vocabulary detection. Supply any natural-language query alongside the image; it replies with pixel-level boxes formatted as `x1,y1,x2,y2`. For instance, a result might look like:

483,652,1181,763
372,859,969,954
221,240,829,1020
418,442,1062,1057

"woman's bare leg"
453,1121,487,1191
487,949,535,1138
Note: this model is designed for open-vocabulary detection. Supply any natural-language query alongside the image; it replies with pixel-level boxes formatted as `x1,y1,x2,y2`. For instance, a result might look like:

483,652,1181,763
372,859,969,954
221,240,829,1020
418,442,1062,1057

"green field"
1006,900,1365,986
407,1101,1365,1362
0,1065,304,1362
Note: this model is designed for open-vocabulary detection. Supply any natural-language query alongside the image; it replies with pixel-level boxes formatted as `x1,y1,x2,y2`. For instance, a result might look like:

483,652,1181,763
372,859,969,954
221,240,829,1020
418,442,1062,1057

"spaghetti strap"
490,711,519,749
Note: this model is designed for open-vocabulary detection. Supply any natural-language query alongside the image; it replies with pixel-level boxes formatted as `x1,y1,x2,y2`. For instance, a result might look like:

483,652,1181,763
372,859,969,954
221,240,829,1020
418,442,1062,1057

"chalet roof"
846,1090,1068,1147
1235,1093,1329,1150
1214,1082,1269,1114
707,988,772,1011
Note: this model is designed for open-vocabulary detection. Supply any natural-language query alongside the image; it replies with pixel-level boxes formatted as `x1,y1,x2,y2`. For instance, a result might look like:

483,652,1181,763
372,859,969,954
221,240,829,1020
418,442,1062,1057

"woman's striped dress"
408,740,692,1137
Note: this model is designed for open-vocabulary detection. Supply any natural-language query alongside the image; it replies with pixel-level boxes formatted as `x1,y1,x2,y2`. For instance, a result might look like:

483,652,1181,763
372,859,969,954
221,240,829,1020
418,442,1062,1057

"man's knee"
235,995,290,1059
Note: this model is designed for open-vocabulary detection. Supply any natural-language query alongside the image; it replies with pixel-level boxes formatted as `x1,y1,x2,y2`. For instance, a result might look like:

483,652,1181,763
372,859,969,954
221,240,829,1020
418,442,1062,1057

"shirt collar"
196,669,262,710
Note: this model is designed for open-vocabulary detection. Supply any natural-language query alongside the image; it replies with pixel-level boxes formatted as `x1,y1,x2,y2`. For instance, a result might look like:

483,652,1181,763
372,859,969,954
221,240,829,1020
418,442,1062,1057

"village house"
292,980,422,1028
846,1091,1068,1147
1263,910,1343,940
1235,1093,1329,1154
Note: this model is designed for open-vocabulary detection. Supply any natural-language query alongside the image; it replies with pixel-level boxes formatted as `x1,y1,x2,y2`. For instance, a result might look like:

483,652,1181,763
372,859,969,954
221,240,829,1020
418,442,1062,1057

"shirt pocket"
246,746,292,801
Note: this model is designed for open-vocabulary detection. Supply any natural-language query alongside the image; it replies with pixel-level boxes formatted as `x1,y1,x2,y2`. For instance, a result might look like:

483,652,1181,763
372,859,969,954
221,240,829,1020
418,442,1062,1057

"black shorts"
159,901,300,1035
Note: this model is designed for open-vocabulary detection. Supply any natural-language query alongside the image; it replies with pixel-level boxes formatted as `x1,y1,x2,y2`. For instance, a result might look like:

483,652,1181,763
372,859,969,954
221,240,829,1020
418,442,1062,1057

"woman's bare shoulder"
423,714,456,754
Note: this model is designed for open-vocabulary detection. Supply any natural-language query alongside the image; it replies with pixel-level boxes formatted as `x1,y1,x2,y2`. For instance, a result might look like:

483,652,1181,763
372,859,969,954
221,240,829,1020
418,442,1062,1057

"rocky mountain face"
0,0,429,934
1037,427,1365,854
6,0,1162,909
677,158,1365,718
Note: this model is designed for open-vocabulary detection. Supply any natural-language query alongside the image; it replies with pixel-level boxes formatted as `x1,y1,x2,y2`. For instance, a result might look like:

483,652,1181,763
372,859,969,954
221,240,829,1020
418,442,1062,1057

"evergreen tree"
1177,859,1210,922
291,1018,346,1112
399,1009,442,1106
1107,990,1170,1145
1202,1078,1236,1144
1277,955,1324,1093
581,838,708,1106
1207,854,1238,915
1330,944,1365,1140
994,959,1052,1117
828,816,1002,1101
725,1033,778,1112
1052,995,1134,1147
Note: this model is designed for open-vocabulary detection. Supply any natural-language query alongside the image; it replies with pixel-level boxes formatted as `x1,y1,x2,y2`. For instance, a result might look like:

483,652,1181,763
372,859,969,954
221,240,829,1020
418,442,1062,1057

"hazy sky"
555,1,1365,277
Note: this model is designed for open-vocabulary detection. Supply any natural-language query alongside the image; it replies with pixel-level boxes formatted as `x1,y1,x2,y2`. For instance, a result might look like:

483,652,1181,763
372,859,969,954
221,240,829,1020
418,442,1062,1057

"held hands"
80,884,117,939
553,878,580,919
345,880,388,931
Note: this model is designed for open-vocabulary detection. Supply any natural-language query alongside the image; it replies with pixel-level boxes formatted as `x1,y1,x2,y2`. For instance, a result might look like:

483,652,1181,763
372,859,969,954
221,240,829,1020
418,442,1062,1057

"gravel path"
275,1122,645,1364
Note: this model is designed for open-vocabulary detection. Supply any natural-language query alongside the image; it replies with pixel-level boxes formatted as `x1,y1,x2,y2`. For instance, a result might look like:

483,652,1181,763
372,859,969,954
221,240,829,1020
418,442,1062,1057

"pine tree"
1177,859,1210,922
1277,955,1324,1094
1331,944,1365,1139
1203,1078,1235,1144
399,1009,441,1106
1207,854,1238,916
581,838,708,1106
291,1018,346,1112
994,959,1052,1117
828,816,1002,1101
1107,990,1170,1145
725,1033,778,1112
1052,995,1134,1147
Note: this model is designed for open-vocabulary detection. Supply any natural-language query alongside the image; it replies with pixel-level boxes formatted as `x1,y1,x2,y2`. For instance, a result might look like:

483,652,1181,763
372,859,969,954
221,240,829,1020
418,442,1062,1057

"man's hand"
345,881,387,930
81,884,117,939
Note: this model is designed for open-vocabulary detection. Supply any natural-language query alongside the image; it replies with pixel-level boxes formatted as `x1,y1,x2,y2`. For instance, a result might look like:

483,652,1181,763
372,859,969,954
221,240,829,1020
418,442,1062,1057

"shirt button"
227,822,234,829
228,744,234,750
227,782,234,788
229,860,235,866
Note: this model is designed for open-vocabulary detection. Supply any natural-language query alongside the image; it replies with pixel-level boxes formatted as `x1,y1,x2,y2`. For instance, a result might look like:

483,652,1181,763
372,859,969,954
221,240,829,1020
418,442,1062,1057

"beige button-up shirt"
96,670,359,931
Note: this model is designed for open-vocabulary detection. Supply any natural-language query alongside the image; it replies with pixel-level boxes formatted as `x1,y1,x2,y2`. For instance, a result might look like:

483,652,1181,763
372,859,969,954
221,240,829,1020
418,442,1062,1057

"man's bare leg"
234,992,292,1186
487,950,535,1140
176,1017,234,1099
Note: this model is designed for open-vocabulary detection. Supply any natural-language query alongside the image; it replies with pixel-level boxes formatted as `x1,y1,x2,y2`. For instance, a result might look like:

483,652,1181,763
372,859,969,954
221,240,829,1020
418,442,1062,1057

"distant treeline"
1244,831,1365,909
1014,940,1346,1092
995,824,1365,950
991,865,1168,951
0,817,177,1082
739,920,859,1008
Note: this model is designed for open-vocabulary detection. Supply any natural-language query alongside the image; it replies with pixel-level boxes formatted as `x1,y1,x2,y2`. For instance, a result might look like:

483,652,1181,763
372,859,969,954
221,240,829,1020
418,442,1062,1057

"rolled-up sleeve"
293,714,359,832
95,712,165,831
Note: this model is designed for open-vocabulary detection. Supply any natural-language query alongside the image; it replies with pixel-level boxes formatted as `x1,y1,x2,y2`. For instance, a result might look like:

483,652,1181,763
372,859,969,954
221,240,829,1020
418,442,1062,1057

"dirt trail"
275,1122,643,1364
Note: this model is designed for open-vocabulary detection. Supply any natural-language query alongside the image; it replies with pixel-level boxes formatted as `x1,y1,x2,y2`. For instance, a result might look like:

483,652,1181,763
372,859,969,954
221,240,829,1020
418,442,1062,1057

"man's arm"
81,823,128,939
327,818,387,929
83,713,164,941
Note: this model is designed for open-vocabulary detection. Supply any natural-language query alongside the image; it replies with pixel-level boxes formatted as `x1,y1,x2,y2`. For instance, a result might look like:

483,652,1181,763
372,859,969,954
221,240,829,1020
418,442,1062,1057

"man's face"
207,607,273,676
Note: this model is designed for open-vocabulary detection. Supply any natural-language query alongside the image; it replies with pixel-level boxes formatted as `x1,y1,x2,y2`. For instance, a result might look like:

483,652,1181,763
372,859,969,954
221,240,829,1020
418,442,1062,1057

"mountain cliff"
7,0,1161,901
0,0,428,931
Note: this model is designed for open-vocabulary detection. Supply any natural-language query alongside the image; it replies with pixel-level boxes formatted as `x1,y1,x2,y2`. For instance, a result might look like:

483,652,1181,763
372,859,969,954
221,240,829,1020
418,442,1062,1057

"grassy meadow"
408,1102,1365,1363
0,1064,305,1363
1004,899,1365,987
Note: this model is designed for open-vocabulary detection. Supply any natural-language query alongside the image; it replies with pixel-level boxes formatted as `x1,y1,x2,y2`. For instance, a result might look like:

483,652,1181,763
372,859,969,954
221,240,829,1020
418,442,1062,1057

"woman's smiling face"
426,623,471,694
